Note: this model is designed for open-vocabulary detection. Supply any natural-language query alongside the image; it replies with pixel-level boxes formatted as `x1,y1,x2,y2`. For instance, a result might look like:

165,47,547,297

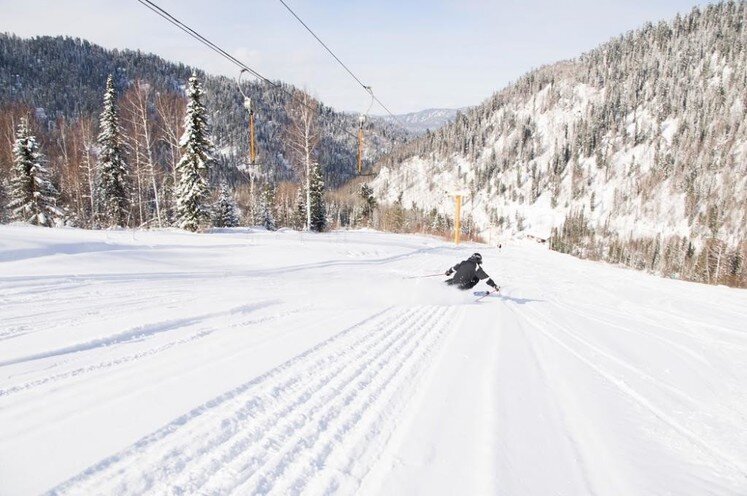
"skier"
445,253,499,291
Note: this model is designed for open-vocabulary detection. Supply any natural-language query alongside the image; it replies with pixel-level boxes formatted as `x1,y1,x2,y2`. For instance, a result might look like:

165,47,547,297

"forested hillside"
373,1,746,287
0,34,407,188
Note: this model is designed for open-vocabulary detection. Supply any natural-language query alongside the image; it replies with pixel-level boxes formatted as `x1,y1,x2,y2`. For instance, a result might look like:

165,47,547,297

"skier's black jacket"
445,256,497,290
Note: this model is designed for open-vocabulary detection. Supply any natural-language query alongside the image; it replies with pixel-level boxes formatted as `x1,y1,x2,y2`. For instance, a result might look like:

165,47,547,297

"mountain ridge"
375,108,465,135
372,1,746,286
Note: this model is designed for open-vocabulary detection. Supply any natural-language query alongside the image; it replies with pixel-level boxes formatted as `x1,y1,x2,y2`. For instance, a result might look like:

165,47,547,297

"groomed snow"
1,226,746,495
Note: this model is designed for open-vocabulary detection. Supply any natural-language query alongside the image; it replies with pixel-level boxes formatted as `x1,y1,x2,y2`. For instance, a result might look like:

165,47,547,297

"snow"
661,117,679,145
1,225,746,495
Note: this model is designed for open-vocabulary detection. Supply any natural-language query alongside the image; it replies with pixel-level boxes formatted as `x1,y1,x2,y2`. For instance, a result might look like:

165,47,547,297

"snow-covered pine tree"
292,185,306,230
96,74,130,227
212,181,239,228
175,74,213,232
260,184,276,231
360,183,377,225
8,118,62,226
308,161,326,232
387,192,405,233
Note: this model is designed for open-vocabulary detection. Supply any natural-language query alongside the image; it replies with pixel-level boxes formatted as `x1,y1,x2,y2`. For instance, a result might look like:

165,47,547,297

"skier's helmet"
470,253,483,264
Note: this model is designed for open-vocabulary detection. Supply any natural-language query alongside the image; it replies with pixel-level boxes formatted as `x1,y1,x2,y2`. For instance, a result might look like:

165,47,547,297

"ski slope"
1,225,746,495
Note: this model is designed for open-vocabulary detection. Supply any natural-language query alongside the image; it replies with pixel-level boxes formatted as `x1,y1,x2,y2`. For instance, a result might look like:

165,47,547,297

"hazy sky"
1,0,717,113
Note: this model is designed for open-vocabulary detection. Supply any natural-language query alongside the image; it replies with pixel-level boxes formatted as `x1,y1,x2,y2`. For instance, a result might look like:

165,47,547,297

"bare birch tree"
285,91,319,231
123,81,162,227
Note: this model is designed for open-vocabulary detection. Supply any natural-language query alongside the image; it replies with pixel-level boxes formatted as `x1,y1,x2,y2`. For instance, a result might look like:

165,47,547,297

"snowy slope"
1,225,746,495
372,3,747,250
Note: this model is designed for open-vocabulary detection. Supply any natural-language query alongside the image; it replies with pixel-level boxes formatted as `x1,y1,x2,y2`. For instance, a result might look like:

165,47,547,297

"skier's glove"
445,268,454,276
487,278,498,289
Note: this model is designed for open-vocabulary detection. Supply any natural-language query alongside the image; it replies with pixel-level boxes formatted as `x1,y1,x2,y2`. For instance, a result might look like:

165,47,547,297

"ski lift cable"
137,0,267,83
137,0,416,180
135,0,359,141
356,86,375,175
272,0,418,180
273,0,406,128
276,0,369,91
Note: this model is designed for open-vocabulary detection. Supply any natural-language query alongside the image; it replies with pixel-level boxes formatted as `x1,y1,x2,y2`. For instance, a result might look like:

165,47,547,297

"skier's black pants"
445,276,479,290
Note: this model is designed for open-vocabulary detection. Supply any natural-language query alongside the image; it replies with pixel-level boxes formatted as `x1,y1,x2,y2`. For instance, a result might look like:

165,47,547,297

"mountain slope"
0,34,408,186
372,1,746,286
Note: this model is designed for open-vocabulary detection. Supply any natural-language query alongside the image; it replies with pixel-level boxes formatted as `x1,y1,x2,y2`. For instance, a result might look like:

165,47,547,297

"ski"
474,288,500,301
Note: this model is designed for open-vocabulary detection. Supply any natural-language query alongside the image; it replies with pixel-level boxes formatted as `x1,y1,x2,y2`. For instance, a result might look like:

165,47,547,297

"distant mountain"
373,1,746,287
0,34,409,187
376,108,464,135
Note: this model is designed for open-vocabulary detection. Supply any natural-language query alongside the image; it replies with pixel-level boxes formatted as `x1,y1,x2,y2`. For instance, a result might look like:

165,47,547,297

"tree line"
0,32,474,241
1,71,470,241
0,33,409,193
0,73,331,232
549,208,745,287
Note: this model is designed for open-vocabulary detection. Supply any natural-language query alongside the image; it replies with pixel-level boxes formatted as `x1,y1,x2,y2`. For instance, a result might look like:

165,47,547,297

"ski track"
545,297,747,397
507,304,596,495
48,305,456,496
0,301,280,368
611,296,747,347
546,289,747,354
528,302,747,429
0,294,195,344
530,304,717,407
515,302,747,480
546,298,712,365
0,304,317,398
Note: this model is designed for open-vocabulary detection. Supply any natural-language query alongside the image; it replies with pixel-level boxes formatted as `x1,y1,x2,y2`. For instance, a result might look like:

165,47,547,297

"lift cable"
276,0,368,90
135,0,359,141
137,0,420,179
273,0,404,125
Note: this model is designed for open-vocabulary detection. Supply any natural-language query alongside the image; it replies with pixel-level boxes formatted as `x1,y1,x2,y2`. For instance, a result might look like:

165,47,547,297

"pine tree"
730,246,744,285
308,162,326,232
212,182,239,228
360,184,377,225
175,74,213,232
260,184,277,231
8,119,62,227
292,186,306,230
96,74,130,227
388,192,406,232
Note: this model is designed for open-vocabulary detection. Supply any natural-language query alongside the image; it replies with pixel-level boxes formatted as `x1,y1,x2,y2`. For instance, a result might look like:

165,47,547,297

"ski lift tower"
448,188,469,245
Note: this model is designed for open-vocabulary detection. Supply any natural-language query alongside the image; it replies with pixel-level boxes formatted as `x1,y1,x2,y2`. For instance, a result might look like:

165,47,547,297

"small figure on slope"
445,253,499,291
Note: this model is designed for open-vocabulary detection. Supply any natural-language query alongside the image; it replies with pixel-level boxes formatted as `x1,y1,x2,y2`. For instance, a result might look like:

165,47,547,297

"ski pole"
403,273,444,279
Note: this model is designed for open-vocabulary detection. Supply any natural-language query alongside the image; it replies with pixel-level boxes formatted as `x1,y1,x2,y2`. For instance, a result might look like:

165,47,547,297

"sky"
0,0,719,114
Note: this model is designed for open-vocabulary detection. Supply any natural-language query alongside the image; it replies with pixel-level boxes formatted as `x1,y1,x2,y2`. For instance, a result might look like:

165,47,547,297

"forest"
0,33,427,234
